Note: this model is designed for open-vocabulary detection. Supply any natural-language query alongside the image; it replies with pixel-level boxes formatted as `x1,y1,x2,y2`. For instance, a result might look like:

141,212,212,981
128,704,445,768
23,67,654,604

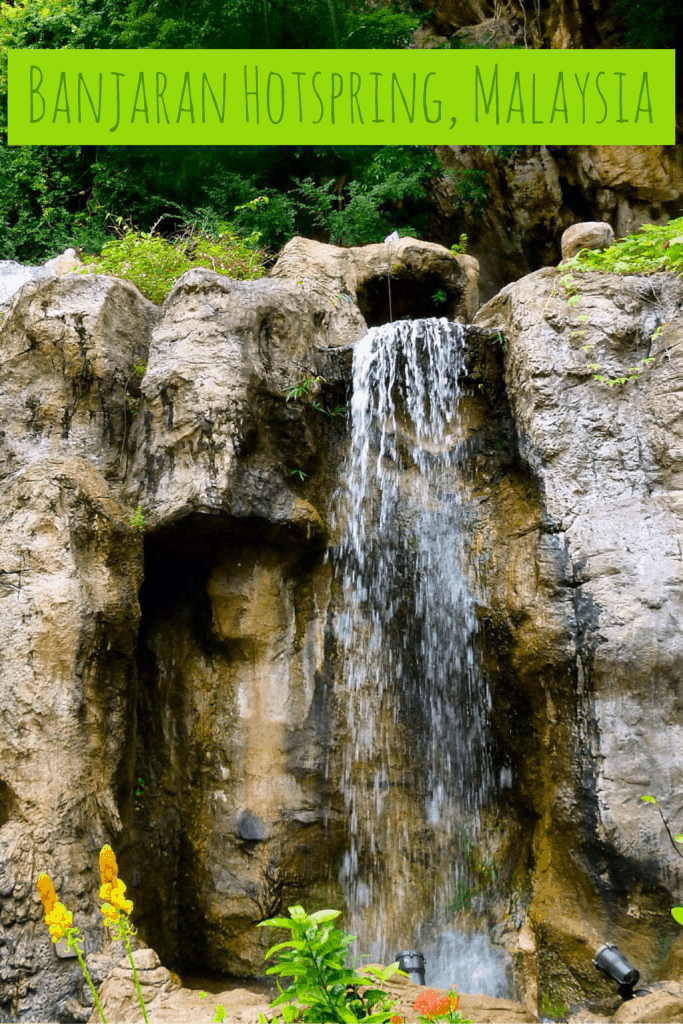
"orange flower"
390,1016,405,1024
37,873,58,915
414,989,451,1021
447,992,459,1012
99,844,119,885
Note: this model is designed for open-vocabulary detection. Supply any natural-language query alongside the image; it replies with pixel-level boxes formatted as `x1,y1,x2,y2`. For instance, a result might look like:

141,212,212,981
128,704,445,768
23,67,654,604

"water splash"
334,318,494,970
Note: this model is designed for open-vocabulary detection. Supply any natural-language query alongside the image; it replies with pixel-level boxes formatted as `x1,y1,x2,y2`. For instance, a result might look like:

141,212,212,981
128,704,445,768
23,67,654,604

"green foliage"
641,796,683,925
285,376,346,419
540,992,567,1021
343,8,420,48
559,221,683,388
134,777,145,812
83,217,266,304
432,289,447,306
450,234,468,255
564,217,683,278
485,145,524,160
285,377,325,402
130,505,146,533
613,0,681,47
257,905,404,1023
0,2,488,263
444,168,488,215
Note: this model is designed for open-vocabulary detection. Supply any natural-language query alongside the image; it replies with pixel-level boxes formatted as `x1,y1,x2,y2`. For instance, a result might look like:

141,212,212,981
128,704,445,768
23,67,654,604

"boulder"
561,222,615,262
0,247,82,309
612,982,683,1023
271,234,479,325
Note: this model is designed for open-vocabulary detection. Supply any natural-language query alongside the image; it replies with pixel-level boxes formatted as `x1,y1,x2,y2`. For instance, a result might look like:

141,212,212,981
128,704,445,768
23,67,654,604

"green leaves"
672,908,683,926
258,905,402,1023
641,795,658,804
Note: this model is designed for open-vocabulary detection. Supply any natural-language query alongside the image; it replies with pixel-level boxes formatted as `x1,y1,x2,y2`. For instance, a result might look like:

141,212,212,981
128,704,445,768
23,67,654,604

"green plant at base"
432,288,447,306
540,991,567,1021
641,795,683,924
130,505,146,532
257,904,405,1022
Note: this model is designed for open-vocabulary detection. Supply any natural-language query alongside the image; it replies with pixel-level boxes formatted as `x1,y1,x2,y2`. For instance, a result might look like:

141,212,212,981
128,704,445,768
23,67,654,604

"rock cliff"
2,236,683,1022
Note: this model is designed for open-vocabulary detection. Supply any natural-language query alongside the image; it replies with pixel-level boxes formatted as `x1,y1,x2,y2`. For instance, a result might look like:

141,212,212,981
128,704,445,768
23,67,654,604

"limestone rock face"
561,222,615,262
474,267,683,1005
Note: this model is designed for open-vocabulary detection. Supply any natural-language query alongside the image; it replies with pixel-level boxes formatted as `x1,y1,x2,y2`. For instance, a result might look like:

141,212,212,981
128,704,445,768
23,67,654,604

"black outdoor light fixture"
395,950,426,986
593,944,640,1000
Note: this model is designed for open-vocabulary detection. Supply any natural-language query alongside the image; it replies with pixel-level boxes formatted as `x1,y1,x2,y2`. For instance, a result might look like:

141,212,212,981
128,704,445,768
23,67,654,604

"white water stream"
334,318,509,993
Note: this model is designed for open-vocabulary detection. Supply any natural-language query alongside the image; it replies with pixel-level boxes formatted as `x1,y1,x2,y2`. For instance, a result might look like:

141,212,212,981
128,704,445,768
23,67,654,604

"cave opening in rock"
356,271,457,327
128,513,341,978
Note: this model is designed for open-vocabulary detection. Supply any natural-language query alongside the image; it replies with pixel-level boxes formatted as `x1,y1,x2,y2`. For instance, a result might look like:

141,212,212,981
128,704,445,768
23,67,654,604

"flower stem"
68,934,108,1024
121,923,149,1024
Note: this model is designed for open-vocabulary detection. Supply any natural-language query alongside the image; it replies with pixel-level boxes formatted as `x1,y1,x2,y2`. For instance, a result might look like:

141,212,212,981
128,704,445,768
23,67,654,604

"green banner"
7,48,675,145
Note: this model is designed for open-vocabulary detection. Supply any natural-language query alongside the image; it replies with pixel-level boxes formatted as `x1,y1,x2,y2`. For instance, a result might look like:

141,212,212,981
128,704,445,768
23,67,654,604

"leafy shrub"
343,8,420,48
564,217,683,278
83,218,266,304
257,904,405,1023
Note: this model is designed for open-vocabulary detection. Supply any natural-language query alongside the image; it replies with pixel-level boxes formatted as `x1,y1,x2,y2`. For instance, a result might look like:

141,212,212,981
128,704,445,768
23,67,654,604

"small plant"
256,904,406,1023
641,795,683,924
290,469,308,482
285,376,324,402
130,505,146,533
432,288,447,306
540,991,567,1021
450,234,468,255
134,777,145,812
285,376,346,419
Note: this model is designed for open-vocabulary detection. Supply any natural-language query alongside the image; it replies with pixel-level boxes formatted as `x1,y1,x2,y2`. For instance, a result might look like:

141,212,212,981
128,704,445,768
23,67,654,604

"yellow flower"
99,844,119,885
100,903,119,925
45,902,73,941
100,878,133,915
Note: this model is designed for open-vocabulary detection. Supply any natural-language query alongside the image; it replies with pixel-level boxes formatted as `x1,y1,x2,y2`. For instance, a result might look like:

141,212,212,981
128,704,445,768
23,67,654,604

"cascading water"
334,317,509,992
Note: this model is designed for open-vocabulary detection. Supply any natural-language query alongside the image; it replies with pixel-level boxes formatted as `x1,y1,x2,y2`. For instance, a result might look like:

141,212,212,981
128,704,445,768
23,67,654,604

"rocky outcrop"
473,266,683,1008
434,146,683,301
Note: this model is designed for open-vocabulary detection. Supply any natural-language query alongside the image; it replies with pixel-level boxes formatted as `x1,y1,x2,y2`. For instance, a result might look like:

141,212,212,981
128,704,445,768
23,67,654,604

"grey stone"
561,221,616,261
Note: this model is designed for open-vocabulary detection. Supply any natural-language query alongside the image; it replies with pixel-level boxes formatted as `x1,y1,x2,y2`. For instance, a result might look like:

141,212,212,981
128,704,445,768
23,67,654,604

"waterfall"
334,318,506,991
